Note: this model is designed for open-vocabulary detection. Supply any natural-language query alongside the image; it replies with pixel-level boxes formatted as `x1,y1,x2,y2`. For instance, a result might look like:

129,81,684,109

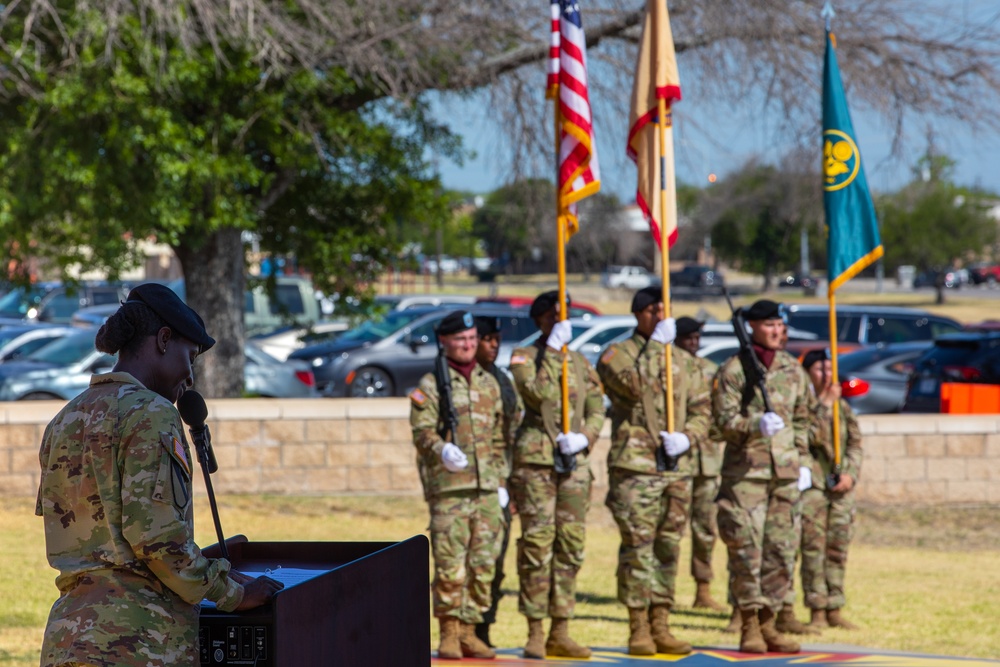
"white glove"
555,431,589,456
546,320,573,351
798,466,813,492
659,431,691,457
651,317,677,345
497,487,510,509
440,442,468,472
758,412,786,437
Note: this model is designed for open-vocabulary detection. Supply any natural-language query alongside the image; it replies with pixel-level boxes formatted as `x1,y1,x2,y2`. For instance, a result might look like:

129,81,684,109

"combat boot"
459,622,496,659
438,616,462,660
524,618,546,659
776,605,821,635
827,608,859,630
627,607,656,655
546,618,592,658
807,608,828,630
738,607,766,654
722,607,741,634
649,605,693,654
759,607,801,653
692,581,727,612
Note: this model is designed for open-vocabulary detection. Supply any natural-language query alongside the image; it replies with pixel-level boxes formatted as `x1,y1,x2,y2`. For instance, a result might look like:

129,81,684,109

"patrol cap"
475,316,501,336
437,310,475,336
744,299,783,321
802,348,831,370
530,290,570,318
630,286,662,313
676,316,704,337
125,283,215,353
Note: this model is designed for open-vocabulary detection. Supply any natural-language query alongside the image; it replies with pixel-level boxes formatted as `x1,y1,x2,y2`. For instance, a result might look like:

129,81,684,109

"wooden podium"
199,536,430,667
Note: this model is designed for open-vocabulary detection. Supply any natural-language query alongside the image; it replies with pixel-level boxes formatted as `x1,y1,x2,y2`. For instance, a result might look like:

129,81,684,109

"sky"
432,2,1000,202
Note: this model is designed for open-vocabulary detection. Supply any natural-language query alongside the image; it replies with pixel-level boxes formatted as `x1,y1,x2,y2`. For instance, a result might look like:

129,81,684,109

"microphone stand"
190,424,229,560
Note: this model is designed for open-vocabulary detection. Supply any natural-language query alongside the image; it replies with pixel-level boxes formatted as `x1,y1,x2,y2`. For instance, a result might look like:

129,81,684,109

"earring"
161,346,167,354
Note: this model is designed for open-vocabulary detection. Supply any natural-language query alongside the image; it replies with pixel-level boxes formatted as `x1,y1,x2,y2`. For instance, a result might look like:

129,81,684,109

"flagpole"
555,101,570,434
829,288,842,476
658,98,675,433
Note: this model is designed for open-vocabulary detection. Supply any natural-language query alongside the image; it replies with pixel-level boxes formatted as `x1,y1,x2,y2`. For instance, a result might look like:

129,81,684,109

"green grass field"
4,495,999,664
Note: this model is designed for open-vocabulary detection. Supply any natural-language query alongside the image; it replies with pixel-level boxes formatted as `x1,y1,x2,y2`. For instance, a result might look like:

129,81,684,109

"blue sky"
433,3,1000,201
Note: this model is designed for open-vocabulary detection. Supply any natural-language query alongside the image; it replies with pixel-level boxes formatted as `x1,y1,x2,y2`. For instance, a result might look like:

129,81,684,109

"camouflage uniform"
801,396,862,611
689,355,725,586
36,372,244,667
598,336,712,610
410,363,507,624
713,350,812,612
480,365,524,629
508,342,605,620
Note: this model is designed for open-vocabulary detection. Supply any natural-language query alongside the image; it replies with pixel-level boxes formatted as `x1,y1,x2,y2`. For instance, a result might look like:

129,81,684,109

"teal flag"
823,31,883,295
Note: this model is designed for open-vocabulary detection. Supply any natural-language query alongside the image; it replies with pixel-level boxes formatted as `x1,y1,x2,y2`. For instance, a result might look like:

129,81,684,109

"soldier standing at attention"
473,315,524,648
37,283,282,667
800,349,863,631
410,310,507,660
597,288,710,656
672,316,728,613
713,299,812,654
509,290,605,660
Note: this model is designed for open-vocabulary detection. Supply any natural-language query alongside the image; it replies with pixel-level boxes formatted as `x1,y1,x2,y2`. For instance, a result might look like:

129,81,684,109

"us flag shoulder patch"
600,347,616,364
510,354,527,366
172,437,191,475
410,388,428,405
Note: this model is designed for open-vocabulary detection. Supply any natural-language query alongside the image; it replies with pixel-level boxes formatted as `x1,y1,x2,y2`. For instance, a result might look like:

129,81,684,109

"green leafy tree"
880,154,997,304
472,179,554,275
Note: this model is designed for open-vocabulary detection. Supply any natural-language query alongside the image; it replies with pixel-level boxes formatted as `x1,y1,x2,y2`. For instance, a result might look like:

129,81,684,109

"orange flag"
626,0,682,247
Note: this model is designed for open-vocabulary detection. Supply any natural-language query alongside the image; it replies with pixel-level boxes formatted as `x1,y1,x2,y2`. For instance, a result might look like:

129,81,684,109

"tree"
472,179,554,275
880,154,998,304
702,157,822,290
2,1,999,394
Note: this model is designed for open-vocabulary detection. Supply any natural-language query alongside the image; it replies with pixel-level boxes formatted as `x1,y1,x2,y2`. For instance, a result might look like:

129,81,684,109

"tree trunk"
174,228,246,398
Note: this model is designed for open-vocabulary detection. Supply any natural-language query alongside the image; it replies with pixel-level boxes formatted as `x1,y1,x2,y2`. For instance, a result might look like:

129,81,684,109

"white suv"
602,265,654,290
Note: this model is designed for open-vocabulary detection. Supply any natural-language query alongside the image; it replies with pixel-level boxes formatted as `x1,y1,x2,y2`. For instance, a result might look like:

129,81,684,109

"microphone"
176,390,218,474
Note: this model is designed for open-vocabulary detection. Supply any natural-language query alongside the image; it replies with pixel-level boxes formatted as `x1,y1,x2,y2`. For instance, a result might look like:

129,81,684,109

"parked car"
782,304,961,356
669,265,724,291
0,328,317,400
375,294,477,311
250,321,351,361
475,296,600,319
0,281,131,324
243,342,318,398
289,305,535,397
169,276,322,335
601,265,654,290
968,262,1000,286
912,268,965,290
0,324,77,362
837,341,934,414
903,331,1000,413
507,316,637,367
778,272,819,290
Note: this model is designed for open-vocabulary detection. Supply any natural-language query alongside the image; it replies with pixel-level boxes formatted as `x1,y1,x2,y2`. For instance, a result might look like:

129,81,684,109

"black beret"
676,316,704,337
530,290,570,318
802,348,831,370
744,299,783,321
437,310,475,336
125,283,215,353
475,316,501,336
630,286,662,313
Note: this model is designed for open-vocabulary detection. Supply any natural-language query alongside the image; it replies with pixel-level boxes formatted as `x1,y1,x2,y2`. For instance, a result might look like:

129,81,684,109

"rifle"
723,287,776,415
435,340,460,443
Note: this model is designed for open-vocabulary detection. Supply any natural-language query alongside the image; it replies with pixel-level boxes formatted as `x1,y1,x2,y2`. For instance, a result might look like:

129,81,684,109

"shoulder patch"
168,436,191,476
600,347,616,364
510,354,527,366
410,388,428,406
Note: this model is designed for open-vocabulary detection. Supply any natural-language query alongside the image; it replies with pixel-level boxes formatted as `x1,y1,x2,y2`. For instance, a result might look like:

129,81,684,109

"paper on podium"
200,566,332,609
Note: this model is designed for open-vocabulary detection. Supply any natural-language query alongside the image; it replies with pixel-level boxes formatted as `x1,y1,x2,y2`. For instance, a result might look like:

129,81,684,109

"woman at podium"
36,283,281,667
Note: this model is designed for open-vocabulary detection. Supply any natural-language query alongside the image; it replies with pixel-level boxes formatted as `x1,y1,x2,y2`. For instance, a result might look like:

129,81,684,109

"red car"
475,296,601,318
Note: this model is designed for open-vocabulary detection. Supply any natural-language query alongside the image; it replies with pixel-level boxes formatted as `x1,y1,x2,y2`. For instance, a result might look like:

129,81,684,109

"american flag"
548,0,600,237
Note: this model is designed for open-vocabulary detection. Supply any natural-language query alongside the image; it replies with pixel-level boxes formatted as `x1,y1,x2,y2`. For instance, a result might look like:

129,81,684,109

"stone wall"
3,399,999,504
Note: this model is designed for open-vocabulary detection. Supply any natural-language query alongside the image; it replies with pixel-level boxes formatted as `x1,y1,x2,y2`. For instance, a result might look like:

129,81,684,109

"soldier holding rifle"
713,299,813,655
597,287,711,656
410,310,507,661
508,290,605,659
